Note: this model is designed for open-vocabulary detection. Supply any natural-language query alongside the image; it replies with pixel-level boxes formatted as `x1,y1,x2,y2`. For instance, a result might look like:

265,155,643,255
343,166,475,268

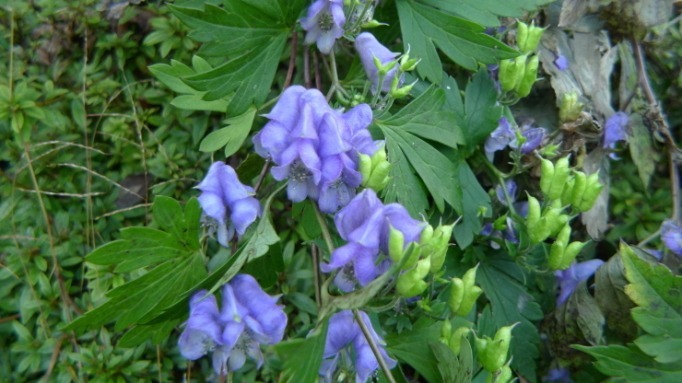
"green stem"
352,309,397,383
327,50,350,102
313,203,336,253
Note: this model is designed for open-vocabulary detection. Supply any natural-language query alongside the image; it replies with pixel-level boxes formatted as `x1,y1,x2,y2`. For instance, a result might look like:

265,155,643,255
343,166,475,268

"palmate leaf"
375,87,463,214
420,0,555,27
169,0,306,113
573,344,682,383
621,245,682,364
396,0,518,82
67,197,206,335
477,256,543,382
386,319,444,383
275,319,329,383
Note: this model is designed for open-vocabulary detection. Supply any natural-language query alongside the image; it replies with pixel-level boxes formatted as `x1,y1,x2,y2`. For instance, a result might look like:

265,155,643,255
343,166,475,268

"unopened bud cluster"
392,222,454,297
475,324,517,377
448,265,483,317
499,21,544,99
526,156,603,270
359,144,390,191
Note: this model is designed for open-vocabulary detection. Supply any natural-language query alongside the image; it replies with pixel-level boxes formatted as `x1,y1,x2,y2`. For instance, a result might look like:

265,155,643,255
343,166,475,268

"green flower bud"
441,320,453,341
359,153,372,184
420,224,434,243
448,327,471,355
449,278,465,314
449,265,483,316
515,54,539,98
542,199,568,237
548,224,571,270
559,241,587,270
396,257,431,297
429,223,454,272
561,177,575,206
366,161,391,191
486,324,516,372
526,195,548,244
570,171,587,208
390,79,416,99
518,21,543,53
576,172,602,212
546,156,571,201
539,158,555,198
559,92,583,122
373,54,397,76
399,51,421,72
361,19,386,29
388,225,405,263
516,21,529,52
499,59,517,92
488,363,514,383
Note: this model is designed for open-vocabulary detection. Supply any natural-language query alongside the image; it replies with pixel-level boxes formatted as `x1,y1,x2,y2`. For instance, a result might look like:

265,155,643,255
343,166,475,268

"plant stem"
326,50,350,101
352,309,397,383
313,203,336,253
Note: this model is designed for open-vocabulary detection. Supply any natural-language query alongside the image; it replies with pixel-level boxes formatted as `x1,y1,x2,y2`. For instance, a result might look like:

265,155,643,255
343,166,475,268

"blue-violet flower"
661,219,682,257
320,310,396,383
603,112,629,150
355,32,401,94
178,274,287,375
555,259,603,306
301,0,346,55
197,162,261,247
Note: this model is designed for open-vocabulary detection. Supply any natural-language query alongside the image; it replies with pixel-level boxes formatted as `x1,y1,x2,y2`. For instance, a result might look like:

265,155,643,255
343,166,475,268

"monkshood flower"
555,259,603,306
495,179,518,206
321,189,424,290
484,117,515,160
178,274,287,375
510,124,546,154
603,111,629,150
320,310,397,383
355,32,401,93
545,367,574,383
254,86,377,213
554,54,569,71
301,0,346,54
661,219,682,256
197,162,261,247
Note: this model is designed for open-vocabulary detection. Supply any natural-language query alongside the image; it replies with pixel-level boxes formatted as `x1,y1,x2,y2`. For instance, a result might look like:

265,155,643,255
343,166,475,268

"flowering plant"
62,1,682,382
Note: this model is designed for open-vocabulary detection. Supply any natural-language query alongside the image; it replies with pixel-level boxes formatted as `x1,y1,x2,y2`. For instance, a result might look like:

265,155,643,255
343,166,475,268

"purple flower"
178,274,287,375
661,220,682,257
554,54,569,71
555,259,604,306
545,367,574,383
320,310,397,383
512,126,546,154
301,0,346,54
197,162,261,247
254,86,377,213
484,117,515,160
355,32,401,94
495,179,518,206
603,112,629,150
321,189,424,290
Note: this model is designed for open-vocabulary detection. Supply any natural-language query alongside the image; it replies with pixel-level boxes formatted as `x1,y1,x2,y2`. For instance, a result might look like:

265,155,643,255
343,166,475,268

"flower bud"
526,195,548,244
396,257,431,297
449,265,483,316
476,324,516,372
517,21,543,53
487,363,514,383
429,223,454,272
548,224,571,270
373,54,397,77
440,320,452,341
570,171,587,208
543,199,568,237
559,92,582,122
361,19,386,29
499,55,526,93
559,241,586,270
448,327,471,355
388,225,406,263
516,21,529,52
546,156,571,201
366,161,391,191
390,79,416,99
515,54,539,97
575,172,602,212
539,158,555,198
358,153,372,182
362,145,391,192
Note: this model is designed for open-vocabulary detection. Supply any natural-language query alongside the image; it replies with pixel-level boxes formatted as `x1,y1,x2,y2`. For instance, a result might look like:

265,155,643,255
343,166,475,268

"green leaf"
169,0,304,113
386,319,443,383
149,58,230,112
380,87,463,148
199,105,257,156
452,158,490,248
396,0,517,82
622,245,682,364
242,183,281,262
628,113,660,189
276,319,329,383
595,253,638,341
68,196,205,333
453,69,503,152
383,137,429,216
430,338,473,383
420,0,554,27
574,344,682,383
477,256,543,382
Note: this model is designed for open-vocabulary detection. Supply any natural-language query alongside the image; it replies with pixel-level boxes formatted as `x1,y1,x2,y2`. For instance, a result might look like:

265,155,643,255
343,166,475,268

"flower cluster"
253,85,378,213
484,117,545,161
321,189,424,291
301,0,346,54
178,274,287,375
196,162,261,247
320,310,396,383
